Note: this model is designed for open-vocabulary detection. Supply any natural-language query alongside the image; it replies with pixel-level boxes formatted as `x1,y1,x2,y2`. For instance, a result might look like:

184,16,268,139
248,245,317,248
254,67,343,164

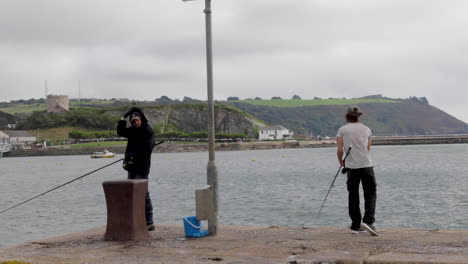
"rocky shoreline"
4,135,468,157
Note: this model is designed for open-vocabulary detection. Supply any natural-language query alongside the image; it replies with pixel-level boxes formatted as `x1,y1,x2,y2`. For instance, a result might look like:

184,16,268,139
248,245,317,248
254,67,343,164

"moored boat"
90,149,116,158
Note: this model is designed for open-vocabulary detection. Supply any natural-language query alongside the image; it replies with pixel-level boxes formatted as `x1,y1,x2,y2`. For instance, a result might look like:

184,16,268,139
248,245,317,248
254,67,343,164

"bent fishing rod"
0,158,123,215
0,140,164,215
317,146,352,217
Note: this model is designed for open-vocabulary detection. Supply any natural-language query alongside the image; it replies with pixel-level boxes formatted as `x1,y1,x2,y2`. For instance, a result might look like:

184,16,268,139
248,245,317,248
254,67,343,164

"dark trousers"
127,171,154,225
346,167,376,229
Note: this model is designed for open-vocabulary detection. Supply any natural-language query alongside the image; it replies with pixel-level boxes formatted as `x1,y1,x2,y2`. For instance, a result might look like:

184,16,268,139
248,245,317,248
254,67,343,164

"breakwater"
373,134,468,145
4,135,468,157
3,141,334,157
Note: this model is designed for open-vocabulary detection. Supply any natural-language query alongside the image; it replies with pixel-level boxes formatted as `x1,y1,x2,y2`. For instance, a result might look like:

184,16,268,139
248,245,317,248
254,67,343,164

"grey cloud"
1,0,468,122
89,67,187,84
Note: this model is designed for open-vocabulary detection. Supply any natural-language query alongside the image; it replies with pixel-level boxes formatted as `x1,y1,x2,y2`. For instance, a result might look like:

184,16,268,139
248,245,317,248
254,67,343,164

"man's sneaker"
147,224,155,231
350,227,366,234
361,223,380,236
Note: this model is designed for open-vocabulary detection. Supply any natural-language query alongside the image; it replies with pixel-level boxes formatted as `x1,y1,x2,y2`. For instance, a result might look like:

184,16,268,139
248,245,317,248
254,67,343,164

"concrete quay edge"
0,225,466,264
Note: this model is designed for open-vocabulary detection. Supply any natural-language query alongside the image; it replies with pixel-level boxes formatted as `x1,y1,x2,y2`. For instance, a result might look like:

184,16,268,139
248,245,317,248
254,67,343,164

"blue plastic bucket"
183,216,208,238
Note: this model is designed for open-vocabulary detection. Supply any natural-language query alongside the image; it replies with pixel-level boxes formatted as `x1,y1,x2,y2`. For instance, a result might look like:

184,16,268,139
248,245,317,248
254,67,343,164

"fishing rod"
0,158,123,215
317,146,352,217
0,140,165,215
152,140,165,150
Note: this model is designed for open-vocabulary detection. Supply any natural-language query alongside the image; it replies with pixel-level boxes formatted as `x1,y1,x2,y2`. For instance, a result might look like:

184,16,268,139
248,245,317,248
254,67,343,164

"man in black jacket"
117,107,156,231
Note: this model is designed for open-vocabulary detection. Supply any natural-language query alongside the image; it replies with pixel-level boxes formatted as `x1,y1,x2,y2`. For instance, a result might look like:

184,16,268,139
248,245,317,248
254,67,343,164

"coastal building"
259,125,293,140
0,131,9,144
0,131,10,155
0,130,36,150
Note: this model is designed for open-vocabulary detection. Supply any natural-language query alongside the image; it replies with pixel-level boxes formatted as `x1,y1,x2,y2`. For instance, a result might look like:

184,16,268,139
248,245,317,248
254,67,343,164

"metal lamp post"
183,0,218,235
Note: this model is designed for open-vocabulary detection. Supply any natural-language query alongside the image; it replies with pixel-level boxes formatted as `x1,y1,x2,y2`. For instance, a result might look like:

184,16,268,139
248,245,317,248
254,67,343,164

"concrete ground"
0,225,466,264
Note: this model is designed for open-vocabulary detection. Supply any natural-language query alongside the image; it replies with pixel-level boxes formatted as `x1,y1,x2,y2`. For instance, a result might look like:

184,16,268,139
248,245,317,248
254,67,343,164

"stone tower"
47,95,69,113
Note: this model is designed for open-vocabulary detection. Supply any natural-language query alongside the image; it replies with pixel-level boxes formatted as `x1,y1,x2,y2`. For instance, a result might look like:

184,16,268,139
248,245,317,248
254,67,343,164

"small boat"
90,149,116,159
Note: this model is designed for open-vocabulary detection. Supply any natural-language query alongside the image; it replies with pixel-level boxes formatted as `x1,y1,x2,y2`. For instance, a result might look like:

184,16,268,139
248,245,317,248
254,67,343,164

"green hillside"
27,126,93,141
1,102,262,140
0,111,17,128
2,96,467,138
0,104,46,114
228,98,468,137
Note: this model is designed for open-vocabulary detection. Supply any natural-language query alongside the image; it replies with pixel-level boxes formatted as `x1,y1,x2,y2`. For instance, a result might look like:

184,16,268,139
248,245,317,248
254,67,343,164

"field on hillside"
70,100,115,106
0,100,117,115
235,99,400,107
0,104,47,114
27,127,93,142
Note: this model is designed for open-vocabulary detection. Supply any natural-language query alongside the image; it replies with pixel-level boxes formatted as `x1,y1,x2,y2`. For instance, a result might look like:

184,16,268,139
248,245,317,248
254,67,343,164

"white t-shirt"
336,123,373,169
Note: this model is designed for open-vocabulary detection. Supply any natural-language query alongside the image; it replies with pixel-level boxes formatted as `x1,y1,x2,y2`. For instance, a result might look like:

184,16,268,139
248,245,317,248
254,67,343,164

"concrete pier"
0,225,466,264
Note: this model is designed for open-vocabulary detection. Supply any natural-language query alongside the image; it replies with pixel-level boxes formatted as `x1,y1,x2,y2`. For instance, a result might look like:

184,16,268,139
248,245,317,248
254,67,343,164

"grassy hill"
228,98,468,137
1,102,263,141
2,96,467,139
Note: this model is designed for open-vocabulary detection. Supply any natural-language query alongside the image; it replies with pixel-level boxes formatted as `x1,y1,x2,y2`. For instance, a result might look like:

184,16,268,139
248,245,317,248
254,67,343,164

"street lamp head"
182,0,196,2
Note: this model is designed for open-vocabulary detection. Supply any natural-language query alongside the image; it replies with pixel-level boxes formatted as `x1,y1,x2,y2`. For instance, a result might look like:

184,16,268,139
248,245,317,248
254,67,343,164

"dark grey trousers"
127,171,154,225
346,167,377,229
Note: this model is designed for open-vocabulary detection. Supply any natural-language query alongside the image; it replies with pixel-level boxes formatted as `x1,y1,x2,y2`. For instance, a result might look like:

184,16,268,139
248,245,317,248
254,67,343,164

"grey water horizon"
0,144,467,247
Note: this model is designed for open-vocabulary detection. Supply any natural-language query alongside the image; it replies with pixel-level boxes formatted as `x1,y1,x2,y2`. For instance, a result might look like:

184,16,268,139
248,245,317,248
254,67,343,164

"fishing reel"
341,167,350,174
122,156,134,171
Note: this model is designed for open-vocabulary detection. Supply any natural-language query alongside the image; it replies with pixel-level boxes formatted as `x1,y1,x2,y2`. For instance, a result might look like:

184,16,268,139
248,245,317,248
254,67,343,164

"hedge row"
69,130,117,139
156,131,247,139
69,130,247,140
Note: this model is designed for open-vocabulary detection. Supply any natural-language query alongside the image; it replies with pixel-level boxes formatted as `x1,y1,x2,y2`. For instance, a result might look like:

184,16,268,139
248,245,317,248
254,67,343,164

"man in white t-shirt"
336,107,379,236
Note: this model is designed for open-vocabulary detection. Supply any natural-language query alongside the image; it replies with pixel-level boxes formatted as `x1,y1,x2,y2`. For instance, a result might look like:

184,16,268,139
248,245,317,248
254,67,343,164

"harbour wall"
4,135,468,157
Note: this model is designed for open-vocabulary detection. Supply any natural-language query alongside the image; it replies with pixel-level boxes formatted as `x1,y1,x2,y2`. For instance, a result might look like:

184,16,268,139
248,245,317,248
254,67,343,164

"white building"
1,130,36,149
0,131,9,144
0,131,10,154
259,125,293,140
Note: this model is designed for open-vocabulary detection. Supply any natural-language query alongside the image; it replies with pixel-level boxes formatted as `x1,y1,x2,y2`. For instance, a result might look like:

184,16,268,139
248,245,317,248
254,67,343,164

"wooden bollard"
102,179,150,241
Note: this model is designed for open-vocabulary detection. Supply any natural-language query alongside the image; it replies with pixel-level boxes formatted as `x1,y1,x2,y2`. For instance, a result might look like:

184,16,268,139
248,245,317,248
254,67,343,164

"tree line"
69,130,247,141
16,109,117,130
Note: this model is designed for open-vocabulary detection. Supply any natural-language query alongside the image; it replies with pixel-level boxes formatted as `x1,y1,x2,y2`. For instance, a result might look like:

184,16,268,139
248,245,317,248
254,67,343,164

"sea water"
0,144,467,247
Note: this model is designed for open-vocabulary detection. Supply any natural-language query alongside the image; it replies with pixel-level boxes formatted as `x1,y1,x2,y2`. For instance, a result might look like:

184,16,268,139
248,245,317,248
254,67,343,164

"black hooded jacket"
117,107,155,175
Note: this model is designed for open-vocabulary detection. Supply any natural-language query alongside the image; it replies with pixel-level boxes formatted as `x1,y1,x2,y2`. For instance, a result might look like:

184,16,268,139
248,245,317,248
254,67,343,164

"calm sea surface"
0,144,467,247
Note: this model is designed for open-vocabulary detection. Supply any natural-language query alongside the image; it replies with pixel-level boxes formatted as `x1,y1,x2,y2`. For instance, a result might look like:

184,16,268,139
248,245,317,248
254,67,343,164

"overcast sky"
1,0,468,123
